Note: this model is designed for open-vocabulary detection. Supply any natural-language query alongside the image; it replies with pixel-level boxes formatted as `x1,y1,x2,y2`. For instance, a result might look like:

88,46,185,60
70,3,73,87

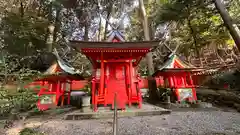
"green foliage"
0,69,42,117
81,83,91,96
19,128,45,135
157,86,174,102
0,52,42,117
156,0,211,23
229,0,240,24
1,11,49,56
0,87,39,117
126,10,145,41
154,0,233,55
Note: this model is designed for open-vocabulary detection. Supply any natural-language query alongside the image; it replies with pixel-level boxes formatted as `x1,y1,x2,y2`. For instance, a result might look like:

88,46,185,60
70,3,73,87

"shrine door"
106,63,128,109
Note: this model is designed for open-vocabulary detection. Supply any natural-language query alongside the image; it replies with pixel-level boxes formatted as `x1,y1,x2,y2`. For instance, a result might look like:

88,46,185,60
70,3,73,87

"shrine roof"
69,40,160,50
152,68,204,77
40,49,84,81
35,73,85,82
152,54,203,77
193,64,237,76
160,68,204,72
107,30,125,42
159,54,196,70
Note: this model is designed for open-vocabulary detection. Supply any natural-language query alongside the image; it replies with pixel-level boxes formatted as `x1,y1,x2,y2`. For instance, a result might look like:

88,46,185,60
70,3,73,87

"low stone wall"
196,88,240,111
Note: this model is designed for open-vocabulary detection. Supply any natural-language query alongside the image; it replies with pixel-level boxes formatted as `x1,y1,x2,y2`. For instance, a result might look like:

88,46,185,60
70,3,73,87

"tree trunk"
46,2,54,52
103,8,111,40
139,0,158,103
213,0,240,50
186,5,203,67
84,23,89,41
138,0,154,76
98,16,102,41
48,2,53,22
20,2,24,18
187,18,203,67
46,24,55,52
53,9,61,43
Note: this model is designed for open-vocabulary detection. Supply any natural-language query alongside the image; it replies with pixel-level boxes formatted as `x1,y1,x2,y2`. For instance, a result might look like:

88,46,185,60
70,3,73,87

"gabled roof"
53,49,77,74
152,53,203,76
159,53,196,70
106,30,125,42
69,40,159,49
44,49,79,75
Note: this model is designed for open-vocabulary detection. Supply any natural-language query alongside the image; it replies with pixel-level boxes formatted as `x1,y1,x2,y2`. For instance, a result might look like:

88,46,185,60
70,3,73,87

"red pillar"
91,77,96,111
104,64,108,107
100,52,105,95
169,76,174,88
182,74,186,87
129,60,133,107
68,81,71,105
171,76,180,101
61,82,66,106
55,81,60,105
189,72,197,101
125,62,131,106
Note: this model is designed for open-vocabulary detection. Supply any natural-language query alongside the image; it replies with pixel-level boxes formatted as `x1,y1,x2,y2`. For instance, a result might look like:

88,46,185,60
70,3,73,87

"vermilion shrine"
27,51,87,110
28,29,204,111
70,30,159,111
27,6,205,111
153,54,202,102
26,30,205,111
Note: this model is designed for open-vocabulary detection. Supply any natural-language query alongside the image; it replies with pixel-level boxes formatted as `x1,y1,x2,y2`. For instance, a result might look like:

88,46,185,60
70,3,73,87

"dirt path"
34,109,240,135
1,108,240,135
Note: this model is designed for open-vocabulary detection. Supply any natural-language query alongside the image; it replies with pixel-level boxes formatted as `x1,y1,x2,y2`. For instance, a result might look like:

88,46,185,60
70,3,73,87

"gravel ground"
34,109,240,135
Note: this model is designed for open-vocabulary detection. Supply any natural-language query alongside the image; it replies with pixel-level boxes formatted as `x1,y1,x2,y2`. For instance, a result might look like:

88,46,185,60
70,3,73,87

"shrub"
19,128,45,135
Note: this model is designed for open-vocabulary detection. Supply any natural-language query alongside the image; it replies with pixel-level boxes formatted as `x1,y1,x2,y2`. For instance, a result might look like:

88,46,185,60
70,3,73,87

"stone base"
158,101,214,110
64,103,171,120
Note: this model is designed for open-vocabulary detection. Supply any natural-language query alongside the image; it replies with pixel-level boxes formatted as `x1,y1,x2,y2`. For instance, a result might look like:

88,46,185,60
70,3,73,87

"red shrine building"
27,50,87,110
28,30,204,111
153,54,202,102
70,30,159,111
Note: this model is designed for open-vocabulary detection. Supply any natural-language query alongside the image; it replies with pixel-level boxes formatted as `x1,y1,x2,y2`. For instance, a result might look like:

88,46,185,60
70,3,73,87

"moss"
19,128,45,135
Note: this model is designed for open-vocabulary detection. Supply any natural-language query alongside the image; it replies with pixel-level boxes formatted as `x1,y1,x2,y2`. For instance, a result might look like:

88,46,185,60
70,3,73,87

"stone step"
64,103,171,120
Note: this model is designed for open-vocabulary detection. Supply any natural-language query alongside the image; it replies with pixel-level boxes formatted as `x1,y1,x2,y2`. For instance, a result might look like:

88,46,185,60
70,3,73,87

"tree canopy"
0,0,239,74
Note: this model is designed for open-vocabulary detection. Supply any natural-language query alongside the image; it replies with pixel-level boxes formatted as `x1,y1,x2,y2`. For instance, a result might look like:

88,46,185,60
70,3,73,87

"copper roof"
69,40,160,50
106,30,125,42
152,68,205,77
35,73,85,81
193,65,237,76
152,54,203,77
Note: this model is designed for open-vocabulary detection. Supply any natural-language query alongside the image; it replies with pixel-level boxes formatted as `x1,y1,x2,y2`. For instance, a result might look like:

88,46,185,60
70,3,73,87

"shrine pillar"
169,76,175,88
129,60,133,106
55,81,60,105
188,72,197,100
100,52,105,95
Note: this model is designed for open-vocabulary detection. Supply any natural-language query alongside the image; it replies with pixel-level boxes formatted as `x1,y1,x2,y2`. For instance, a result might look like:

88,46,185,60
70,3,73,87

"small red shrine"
27,51,87,110
70,30,159,111
153,54,203,102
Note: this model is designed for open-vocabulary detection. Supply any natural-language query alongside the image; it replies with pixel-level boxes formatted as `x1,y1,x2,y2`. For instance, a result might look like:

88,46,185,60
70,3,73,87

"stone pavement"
64,102,171,120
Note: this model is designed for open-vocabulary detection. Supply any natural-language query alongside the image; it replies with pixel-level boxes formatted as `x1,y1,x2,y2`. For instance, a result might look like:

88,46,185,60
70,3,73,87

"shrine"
70,30,159,111
153,53,203,102
27,50,87,110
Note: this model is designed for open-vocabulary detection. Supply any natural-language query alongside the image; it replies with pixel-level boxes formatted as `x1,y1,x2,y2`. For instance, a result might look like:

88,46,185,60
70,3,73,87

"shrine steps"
94,80,142,110
64,103,171,120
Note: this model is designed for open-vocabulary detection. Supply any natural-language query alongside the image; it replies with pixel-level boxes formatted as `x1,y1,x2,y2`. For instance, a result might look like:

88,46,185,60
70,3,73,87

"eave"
69,40,160,51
